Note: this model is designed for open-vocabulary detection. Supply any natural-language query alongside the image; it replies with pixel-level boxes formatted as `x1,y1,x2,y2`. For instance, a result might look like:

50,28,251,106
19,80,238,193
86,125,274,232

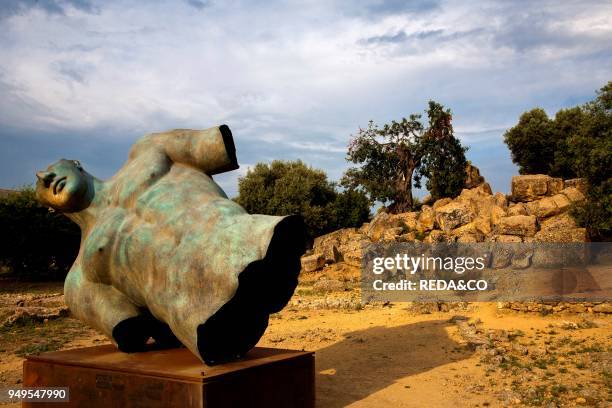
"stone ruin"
300,169,609,314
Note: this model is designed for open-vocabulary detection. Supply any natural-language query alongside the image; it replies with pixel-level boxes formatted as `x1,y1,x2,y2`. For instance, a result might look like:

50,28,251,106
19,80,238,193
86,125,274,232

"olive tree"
342,101,467,212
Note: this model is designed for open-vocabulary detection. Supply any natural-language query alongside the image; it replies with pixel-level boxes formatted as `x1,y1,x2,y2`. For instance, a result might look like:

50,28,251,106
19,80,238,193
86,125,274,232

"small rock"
560,321,578,330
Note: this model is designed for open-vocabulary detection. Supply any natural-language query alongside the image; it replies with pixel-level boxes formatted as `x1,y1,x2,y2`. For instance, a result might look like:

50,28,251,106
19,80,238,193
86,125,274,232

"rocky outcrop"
301,175,588,271
298,174,600,313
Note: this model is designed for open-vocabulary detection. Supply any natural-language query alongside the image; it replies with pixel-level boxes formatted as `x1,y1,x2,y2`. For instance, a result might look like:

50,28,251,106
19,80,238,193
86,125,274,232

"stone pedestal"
23,345,314,407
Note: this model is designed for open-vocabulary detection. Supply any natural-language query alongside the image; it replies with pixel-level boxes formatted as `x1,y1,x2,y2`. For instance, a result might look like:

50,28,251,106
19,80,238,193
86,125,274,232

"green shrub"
235,160,371,238
0,187,80,280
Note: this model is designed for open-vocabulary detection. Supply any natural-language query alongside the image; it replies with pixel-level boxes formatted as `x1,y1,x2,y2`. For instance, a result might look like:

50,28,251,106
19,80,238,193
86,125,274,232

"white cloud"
0,0,610,194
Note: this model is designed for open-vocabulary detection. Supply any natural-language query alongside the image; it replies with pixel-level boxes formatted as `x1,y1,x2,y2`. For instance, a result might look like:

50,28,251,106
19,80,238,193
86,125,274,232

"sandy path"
2,300,610,407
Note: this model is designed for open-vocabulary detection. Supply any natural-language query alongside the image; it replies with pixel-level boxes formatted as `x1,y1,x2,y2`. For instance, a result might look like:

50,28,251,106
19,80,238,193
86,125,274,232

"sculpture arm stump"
128,125,238,175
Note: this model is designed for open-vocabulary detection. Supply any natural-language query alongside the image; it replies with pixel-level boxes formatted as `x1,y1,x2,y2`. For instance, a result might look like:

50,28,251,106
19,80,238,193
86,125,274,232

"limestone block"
495,215,537,237
511,175,563,202
560,187,585,203
417,206,435,232
435,201,474,232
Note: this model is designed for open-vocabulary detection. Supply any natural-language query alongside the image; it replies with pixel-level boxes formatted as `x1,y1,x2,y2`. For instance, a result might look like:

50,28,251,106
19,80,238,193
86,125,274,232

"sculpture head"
36,159,94,212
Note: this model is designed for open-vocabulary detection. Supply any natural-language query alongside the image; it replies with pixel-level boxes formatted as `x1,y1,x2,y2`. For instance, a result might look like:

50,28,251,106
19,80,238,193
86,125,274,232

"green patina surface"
34,126,294,362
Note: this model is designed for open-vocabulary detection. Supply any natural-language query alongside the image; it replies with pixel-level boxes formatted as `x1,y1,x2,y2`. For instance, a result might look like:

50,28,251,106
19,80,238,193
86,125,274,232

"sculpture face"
36,159,92,212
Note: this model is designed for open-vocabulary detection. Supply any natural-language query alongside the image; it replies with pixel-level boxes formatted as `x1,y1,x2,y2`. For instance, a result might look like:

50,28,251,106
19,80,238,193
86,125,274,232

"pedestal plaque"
23,345,314,407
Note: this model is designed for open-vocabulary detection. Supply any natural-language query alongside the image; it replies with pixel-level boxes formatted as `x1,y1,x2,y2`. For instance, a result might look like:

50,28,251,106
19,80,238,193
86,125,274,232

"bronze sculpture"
35,125,306,365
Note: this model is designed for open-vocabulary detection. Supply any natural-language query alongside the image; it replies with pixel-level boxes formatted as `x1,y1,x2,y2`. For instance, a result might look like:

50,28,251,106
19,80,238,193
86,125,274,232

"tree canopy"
504,108,555,175
341,100,467,213
235,160,370,238
418,101,468,202
567,83,612,239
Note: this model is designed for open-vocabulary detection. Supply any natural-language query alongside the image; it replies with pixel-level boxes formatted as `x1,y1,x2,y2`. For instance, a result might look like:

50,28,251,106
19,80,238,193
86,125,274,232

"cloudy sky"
1,0,610,197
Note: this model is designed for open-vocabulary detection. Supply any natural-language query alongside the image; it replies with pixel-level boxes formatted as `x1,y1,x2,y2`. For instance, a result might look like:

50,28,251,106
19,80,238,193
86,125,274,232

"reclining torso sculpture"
36,126,306,364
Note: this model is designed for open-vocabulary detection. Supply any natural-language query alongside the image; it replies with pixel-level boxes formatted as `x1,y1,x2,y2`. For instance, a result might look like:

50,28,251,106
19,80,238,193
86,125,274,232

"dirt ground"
1,272,610,407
